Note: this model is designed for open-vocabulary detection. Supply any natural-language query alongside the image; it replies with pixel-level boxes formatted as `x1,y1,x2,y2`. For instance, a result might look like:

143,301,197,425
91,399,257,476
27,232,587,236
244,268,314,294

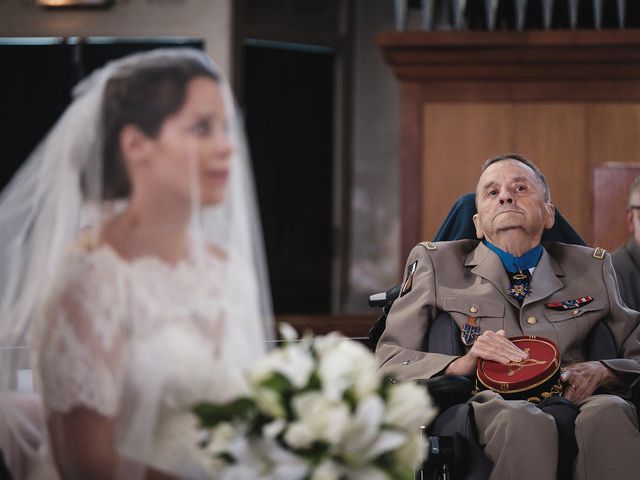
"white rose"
341,395,405,463
278,322,299,341
353,363,382,400
310,459,345,480
392,430,427,470
250,343,314,389
287,391,350,446
343,465,391,480
205,422,237,455
254,387,286,418
385,382,436,431
284,421,316,449
222,436,308,480
313,332,345,357
317,338,380,402
263,419,286,439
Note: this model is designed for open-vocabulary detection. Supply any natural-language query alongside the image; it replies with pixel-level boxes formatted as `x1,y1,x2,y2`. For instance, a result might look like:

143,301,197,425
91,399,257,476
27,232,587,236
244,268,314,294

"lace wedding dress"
31,244,250,479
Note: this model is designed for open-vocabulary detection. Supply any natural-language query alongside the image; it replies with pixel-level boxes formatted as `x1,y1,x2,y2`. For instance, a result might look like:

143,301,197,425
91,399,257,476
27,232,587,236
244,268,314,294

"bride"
0,49,274,479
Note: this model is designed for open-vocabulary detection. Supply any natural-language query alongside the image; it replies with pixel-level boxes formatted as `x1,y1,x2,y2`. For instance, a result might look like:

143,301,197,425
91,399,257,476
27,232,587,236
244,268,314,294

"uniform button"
526,316,537,325
403,360,411,365
573,309,580,316
469,306,478,314
389,377,397,384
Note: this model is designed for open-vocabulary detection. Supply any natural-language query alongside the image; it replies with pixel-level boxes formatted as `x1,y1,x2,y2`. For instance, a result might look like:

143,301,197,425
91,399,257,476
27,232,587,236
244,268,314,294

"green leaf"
301,370,322,392
260,372,294,393
375,452,416,480
342,388,358,412
290,441,331,465
193,397,256,427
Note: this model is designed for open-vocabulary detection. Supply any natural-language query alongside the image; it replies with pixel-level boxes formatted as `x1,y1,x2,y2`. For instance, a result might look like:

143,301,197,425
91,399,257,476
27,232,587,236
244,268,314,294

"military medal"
461,316,480,346
545,296,593,311
508,270,531,303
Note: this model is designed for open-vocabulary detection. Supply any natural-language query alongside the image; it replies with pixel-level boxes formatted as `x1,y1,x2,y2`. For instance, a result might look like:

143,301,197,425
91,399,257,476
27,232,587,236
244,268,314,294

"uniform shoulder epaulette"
419,241,437,251
592,247,606,259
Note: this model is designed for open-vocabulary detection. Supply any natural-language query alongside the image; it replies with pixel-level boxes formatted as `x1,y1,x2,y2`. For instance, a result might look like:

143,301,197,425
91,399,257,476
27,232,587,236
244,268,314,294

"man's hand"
445,329,529,376
561,361,624,402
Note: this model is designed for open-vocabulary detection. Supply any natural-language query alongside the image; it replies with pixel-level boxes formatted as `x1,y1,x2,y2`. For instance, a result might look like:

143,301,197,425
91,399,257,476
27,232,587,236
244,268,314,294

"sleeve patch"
400,260,418,297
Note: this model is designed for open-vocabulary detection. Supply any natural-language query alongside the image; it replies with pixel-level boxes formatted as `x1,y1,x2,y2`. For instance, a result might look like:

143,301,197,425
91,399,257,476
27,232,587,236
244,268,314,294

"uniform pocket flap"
544,301,605,322
443,297,505,318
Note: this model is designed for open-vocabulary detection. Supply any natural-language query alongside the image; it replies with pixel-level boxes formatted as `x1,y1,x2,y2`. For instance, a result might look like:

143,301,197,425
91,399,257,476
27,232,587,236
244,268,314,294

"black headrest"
433,192,586,246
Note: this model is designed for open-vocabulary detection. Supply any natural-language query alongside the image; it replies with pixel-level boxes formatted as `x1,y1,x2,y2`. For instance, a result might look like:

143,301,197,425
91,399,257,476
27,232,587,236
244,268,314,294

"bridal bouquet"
193,326,436,479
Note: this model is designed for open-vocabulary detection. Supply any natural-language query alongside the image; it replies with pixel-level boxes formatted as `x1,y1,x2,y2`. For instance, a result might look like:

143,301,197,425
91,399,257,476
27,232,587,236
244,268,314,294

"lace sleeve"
33,249,128,417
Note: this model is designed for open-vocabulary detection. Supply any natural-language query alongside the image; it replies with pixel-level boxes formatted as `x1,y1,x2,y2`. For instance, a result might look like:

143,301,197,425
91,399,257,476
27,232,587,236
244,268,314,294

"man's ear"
627,208,634,233
544,202,556,229
472,213,484,239
119,124,152,167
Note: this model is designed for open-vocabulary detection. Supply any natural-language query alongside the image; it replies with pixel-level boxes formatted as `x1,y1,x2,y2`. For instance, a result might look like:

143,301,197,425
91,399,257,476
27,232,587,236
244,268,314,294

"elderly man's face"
473,159,555,246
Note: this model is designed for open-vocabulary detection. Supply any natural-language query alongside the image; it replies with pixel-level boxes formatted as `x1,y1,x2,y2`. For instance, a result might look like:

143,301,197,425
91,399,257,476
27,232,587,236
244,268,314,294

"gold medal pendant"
508,270,531,303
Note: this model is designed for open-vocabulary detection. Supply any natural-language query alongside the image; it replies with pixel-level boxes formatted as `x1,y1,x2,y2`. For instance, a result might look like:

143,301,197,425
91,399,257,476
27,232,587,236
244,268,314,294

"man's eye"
515,185,527,192
488,190,498,196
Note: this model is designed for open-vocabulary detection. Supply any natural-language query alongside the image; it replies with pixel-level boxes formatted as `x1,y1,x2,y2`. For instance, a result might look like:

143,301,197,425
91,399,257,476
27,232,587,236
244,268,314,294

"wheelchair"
369,192,631,480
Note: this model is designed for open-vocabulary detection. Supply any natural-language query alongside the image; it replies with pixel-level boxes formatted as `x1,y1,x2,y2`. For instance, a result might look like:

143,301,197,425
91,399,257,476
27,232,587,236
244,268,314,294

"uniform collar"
465,242,564,307
483,240,543,272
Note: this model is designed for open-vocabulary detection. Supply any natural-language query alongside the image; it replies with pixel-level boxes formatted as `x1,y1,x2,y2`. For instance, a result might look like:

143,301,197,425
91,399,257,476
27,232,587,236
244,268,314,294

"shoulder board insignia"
593,247,606,259
420,241,437,250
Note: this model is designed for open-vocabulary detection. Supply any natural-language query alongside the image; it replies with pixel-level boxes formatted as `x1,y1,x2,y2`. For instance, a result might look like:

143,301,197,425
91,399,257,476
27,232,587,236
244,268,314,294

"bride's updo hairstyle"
101,55,220,200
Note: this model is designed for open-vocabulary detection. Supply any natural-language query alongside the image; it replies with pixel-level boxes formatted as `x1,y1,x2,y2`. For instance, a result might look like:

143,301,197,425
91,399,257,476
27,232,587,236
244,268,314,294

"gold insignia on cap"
593,247,606,259
420,241,437,250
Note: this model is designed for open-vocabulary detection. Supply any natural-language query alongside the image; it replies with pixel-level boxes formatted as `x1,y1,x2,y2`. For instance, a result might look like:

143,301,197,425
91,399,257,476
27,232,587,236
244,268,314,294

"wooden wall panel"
420,103,512,240
513,104,588,240
593,163,640,251
419,103,590,243
587,105,640,248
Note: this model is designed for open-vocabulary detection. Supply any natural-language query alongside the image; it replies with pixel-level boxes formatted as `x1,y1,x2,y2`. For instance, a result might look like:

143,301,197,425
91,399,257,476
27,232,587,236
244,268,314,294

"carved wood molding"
378,30,640,83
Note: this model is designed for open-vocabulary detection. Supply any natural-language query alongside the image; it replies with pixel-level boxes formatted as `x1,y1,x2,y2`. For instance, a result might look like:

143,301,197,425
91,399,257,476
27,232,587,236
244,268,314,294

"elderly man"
612,176,640,311
376,154,640,480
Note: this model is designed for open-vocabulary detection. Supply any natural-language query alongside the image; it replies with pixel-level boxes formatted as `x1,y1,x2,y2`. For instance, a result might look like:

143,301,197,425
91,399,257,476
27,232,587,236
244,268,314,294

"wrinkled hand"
445,329,528,376
561,361,620,402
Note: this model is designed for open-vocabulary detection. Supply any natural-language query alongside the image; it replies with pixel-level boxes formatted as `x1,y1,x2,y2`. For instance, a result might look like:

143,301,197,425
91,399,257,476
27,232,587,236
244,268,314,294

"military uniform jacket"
376,240,640,390
612,238,640,312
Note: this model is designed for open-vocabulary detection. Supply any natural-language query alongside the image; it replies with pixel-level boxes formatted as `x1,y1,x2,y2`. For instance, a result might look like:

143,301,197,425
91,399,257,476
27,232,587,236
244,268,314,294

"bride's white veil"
0,48,274,479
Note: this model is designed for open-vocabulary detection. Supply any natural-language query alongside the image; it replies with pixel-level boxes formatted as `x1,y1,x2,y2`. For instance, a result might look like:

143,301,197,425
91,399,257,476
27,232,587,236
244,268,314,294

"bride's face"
140,76,232,206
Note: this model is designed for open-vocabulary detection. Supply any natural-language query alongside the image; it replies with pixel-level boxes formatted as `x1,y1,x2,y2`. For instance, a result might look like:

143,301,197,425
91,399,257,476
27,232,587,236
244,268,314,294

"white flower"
250,342,314,389
392,430,427,470
343,465,391,480
284,391,350,448
254,387,286,418
278,322,299,341
310,459,345,480
316,336,381,402
194,332,438,479
263,419,286,439
205,422,237,455
221,436,309,480
341,395,406,464
385,382,436,431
